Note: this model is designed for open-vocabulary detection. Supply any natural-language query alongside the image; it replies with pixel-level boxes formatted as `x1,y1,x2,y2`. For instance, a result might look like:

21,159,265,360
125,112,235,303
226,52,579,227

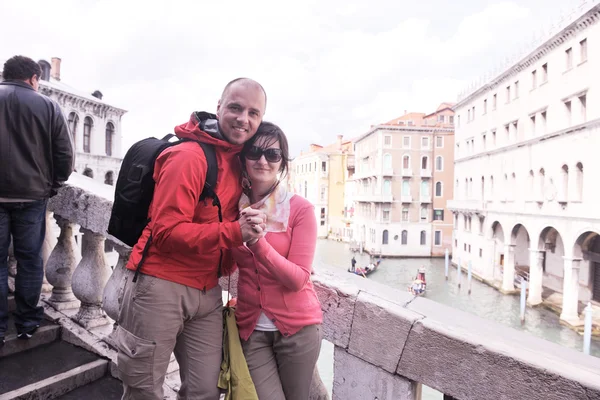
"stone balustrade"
37,173,600,400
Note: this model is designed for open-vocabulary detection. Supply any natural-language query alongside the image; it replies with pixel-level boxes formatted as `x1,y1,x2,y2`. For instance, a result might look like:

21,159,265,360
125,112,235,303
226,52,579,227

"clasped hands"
239,206,267,246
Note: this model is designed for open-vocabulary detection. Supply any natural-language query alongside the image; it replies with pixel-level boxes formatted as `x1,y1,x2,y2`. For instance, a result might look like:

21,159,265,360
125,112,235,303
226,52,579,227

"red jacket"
232,195,323,340
126,113,244,291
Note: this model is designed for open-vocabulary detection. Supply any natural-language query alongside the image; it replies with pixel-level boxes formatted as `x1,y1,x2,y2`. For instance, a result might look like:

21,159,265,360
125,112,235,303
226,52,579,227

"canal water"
313,239,600,399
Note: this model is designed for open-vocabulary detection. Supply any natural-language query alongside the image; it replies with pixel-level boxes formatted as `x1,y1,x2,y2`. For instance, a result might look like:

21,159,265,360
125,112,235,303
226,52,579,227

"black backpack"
107,133,221,281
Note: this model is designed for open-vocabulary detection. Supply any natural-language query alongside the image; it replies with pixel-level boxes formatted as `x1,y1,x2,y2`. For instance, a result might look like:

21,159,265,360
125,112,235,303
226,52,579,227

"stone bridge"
2,173,600,400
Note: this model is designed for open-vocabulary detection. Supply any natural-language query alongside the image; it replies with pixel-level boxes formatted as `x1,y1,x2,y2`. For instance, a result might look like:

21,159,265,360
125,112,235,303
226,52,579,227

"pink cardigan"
232,194,323,341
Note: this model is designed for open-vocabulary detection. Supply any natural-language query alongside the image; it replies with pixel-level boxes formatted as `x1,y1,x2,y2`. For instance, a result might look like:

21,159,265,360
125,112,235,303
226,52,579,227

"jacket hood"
174,111,243,152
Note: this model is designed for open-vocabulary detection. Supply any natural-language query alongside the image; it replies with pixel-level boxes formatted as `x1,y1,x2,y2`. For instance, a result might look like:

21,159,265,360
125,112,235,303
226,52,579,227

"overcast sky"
1,0,580,156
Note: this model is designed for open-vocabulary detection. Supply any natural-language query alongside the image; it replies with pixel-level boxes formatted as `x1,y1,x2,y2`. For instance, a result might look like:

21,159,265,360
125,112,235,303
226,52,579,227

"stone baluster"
72,228,111,328
45,215,80,310
41,210,57,292
102,243,132,322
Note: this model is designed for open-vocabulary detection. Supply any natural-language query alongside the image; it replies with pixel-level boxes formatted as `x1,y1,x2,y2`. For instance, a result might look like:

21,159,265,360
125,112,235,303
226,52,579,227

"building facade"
352,105,455,257
1,57,127,185
449,4,600,325
290,136,354,240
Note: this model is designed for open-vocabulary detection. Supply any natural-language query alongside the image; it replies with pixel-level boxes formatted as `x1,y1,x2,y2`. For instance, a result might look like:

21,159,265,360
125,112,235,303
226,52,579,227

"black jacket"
0,80,74,200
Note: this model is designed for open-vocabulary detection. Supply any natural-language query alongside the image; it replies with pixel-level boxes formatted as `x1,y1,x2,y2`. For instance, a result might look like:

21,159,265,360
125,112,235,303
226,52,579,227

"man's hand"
239,207,267,243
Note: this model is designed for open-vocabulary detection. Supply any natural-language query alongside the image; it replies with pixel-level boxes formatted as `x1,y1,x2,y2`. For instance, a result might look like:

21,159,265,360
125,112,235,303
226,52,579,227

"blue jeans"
0,200,47,336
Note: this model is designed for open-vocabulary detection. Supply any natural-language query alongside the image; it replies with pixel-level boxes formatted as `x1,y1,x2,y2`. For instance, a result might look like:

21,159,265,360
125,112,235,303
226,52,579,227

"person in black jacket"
0,55,74,346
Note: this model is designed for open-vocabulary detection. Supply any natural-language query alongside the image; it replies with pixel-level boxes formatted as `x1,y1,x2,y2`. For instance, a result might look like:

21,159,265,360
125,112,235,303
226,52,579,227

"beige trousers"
116,270,223,400
241,324,323,400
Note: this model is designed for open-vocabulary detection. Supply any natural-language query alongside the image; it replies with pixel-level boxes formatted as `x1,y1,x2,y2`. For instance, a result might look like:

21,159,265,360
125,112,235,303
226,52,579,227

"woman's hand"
239,207,267,243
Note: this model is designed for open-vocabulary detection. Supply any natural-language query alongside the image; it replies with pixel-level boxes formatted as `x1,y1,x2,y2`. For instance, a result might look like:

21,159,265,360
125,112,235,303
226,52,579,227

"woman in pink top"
232,121,323,400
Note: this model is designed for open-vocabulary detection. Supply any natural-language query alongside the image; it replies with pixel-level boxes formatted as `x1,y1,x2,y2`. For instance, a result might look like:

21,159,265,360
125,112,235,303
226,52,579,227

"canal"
313,239,600,399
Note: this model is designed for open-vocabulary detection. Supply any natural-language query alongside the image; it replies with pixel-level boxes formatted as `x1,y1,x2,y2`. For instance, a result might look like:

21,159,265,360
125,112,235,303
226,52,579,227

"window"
435,156,443,171
67,112,79,148
402,207,409,222
309,163,311,172
492,94,497,110
435,181,442,197
384,153,392,170
420,231,426,245
320,208,326,218
531,70,537,89
580,39,588,63
506,85,511,103
482,133,487,149
575,162,583,201
483,99,487,114
433,209,444,221
105,122,114,156
468,109,471,121
514,81,519,99
402,180,410,196
530,115,536,136
83,116,93,153
541,111,547,133
472,106,475,120
383,208,390,221
434,231,442,246
579,95,587,122
421,156,428,170
560,165,569,202
320,186,326,201
384,135,392,147
401,230,408,245
436,136,443,148
421,180,429,198
542,63,548,83
403,155,410,169
438,115,444,123
403,136,411,148
382,230,389,245
321,161,327,172
457,115,460,127
383,179,392,195
421,137,429,148
565,100,572,126
420,206,428,221
565,47,573,70
449,115,454,124
407,121,414,126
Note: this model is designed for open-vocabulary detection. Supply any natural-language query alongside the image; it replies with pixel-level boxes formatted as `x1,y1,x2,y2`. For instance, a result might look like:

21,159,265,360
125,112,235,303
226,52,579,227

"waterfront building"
449,3,600,326
352,104,455,257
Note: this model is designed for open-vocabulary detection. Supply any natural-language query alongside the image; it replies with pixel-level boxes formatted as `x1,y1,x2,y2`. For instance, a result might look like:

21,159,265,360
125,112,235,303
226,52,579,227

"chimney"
337,134,343,150
51,57,61,81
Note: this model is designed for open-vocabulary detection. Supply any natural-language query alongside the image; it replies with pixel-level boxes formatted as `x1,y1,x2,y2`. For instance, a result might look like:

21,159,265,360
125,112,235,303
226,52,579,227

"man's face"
216,83,266,145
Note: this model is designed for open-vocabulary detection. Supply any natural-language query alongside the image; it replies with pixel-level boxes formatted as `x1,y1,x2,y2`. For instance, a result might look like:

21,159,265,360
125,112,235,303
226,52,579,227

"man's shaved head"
221,78,267,108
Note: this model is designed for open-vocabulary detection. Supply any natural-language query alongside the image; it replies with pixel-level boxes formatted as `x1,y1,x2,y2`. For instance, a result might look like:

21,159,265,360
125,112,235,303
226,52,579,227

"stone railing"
38,173,600,400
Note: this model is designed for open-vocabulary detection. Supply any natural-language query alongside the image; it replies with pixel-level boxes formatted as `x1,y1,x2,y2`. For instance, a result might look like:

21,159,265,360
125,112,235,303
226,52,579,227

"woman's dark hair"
2,55,41,81
241,121,290,179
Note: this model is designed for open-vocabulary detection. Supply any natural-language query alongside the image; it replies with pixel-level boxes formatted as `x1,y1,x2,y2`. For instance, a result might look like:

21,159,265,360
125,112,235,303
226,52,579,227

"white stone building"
449,4,600,326
1,57,127,185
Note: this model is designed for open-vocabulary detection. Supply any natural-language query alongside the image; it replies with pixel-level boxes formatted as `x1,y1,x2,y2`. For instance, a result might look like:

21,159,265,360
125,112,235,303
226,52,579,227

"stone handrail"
41,174,600,400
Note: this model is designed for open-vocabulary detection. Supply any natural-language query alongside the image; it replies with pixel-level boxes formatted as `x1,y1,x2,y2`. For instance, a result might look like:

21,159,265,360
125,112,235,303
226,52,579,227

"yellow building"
290,135,354,239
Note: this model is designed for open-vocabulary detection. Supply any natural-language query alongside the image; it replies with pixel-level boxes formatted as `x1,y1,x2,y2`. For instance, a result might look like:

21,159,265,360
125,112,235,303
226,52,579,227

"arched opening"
420,230,426,245
574,162,583,201
83,116,93,154
538,227,566,294
573,231,600,302
401,230,408,245
421,156,428,170
105,122,115,156
537,168,545,201
83,168,94,178
435,181,442,197
481,176,485,201
403,155,410,169
104,171,114,186
382,230,389,245
510,224,531,281
491,221,505,280
510,173,516,201
435,156,443,171
528,170,534,201
67,112,79,148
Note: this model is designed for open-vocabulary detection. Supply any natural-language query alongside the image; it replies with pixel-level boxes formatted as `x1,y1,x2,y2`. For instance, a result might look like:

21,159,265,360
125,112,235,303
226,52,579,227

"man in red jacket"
116,78,267,400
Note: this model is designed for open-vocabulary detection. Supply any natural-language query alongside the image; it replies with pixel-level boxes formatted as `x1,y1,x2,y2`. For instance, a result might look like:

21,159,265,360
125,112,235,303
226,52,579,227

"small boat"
409,267,427,295
348,258,381,277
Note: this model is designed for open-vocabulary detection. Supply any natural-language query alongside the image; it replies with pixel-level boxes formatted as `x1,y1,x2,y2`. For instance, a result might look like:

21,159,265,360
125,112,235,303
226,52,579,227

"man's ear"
216,99,222,118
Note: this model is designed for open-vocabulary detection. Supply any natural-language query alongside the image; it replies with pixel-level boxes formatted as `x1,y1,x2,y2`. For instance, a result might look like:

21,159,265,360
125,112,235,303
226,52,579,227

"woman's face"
245,136,283,187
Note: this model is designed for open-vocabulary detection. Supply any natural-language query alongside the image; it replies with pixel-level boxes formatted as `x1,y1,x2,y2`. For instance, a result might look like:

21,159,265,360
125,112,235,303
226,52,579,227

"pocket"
133,273,158,297
283,290,312,312
115,326,157,389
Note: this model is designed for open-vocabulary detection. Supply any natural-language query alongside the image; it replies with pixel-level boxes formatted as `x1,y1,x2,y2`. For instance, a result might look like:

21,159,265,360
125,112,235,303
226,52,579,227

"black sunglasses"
245,146,283,163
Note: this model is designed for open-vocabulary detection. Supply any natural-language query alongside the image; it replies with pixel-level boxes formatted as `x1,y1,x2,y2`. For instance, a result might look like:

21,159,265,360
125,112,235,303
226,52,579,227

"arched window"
435,181,442,197
382,230,389,245
528,170,534,201
383,179,392,195
67,112,79,148
402,179,410,195
575,162,583,201
384,153,392,170
421,156,428,170
83,117,93,154
105,122,115,156
481,176,485,201
560,165,568,202
420,230,426,245
421,180,429,197
403,155,410,169
537,168,545,201
104,171,114,186
83,168,94,178
435,156,443,171
401,230,408,245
